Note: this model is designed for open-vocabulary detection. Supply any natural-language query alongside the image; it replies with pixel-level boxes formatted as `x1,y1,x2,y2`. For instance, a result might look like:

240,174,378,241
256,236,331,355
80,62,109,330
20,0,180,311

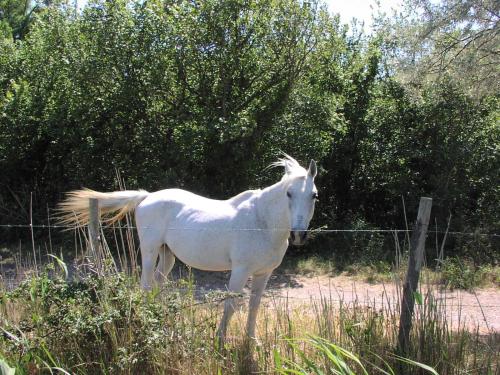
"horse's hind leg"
155,245,175,284
140,240,161,291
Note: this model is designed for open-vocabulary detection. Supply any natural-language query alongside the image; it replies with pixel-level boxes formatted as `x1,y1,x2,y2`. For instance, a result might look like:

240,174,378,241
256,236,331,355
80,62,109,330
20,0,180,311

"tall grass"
0,225,498,374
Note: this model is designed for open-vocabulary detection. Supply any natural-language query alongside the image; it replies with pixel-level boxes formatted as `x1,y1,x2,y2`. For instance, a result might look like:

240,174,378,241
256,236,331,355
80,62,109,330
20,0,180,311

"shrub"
440,257,489,290
0,268,207,374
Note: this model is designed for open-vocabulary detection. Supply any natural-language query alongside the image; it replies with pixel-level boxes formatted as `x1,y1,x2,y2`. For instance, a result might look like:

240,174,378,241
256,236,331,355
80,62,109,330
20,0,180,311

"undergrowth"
1,259,498,374
439,257,500,290
281,254,500,290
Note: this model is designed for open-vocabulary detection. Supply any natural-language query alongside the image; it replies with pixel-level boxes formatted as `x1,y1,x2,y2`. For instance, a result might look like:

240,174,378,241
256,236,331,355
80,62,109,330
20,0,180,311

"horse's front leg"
216,267,251,343
246,271,272,339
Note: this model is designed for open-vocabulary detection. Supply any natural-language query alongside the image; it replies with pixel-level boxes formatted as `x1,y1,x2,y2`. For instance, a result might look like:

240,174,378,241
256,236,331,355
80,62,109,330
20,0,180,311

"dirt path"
3,263,498,334
191,270,500,334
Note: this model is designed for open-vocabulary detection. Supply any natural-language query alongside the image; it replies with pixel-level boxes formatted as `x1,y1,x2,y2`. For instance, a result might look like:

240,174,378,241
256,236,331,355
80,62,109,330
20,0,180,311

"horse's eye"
286,191,292,198
312,193,318,200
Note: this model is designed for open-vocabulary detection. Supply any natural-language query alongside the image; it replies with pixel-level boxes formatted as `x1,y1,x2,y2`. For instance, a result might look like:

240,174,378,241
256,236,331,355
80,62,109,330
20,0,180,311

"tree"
0,0,30,39
377,0,499,98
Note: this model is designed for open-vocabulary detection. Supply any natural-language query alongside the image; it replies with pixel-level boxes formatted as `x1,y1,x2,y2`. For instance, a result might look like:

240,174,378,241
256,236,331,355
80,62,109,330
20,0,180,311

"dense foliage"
0,0,498,262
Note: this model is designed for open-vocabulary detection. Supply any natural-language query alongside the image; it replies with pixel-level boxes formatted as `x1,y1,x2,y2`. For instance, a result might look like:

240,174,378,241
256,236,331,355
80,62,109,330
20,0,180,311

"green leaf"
48,254,68,280
273,348,282,368
0,357,15,375
413,291,423,305
391,354,439,375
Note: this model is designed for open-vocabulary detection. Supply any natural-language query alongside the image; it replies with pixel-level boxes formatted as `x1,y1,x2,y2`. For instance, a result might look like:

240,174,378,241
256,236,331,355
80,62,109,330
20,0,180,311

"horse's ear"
308,159,317,178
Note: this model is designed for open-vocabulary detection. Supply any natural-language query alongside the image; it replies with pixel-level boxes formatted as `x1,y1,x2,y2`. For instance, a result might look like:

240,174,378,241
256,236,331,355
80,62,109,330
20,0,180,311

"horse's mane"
269,154,307,178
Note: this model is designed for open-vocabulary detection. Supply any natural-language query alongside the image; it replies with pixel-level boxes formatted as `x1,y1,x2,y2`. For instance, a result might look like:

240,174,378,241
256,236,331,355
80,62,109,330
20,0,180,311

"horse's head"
278,156,318,246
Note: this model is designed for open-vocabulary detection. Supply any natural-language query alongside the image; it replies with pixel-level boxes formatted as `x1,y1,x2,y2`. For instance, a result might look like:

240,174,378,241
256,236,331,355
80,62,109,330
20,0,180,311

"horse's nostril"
301,231,308,241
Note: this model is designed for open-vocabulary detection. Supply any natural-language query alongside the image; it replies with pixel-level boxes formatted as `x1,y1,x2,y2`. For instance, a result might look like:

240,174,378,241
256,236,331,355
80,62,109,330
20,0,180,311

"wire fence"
0,222,498,237
1,226,499,326
1,218,498,309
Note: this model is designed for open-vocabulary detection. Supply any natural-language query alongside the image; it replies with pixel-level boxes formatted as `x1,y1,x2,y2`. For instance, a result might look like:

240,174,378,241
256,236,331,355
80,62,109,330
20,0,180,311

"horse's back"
227,189,260,208
138,188,260,218
135,188,252,234
139,188,210,206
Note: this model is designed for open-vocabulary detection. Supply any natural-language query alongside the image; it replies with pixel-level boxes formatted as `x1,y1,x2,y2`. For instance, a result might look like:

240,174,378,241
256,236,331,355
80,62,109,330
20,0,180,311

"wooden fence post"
88,198,102,273
397,197,432,355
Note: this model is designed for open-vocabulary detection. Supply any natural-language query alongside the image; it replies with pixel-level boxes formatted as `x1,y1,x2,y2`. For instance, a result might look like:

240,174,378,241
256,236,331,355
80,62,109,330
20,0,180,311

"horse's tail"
57,188,149,227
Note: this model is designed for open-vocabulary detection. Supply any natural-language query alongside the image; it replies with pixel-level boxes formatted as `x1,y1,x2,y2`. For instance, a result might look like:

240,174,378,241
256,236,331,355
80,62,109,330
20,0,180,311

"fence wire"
0,223,498,237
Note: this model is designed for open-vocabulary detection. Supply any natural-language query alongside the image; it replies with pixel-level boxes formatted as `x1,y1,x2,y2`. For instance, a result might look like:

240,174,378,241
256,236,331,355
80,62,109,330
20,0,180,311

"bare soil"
189,269,500,334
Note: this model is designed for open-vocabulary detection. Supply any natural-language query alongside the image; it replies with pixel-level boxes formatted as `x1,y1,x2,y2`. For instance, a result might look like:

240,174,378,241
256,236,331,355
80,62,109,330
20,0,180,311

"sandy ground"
190,270,500,334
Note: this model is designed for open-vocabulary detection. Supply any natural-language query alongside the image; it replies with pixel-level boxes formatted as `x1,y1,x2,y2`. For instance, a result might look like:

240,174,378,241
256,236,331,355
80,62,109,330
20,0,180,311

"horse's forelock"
268,154,307,178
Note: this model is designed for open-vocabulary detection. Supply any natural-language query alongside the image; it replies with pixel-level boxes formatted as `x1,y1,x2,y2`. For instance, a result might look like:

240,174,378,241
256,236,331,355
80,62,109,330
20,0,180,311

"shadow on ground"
170,264,304,291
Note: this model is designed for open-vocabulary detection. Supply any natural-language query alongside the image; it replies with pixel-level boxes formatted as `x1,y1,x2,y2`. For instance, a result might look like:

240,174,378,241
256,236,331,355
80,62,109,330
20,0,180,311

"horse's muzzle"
290,230,308,246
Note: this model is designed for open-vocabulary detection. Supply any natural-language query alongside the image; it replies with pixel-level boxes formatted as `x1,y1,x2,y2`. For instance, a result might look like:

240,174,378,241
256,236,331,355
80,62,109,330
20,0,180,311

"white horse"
58,155,318,340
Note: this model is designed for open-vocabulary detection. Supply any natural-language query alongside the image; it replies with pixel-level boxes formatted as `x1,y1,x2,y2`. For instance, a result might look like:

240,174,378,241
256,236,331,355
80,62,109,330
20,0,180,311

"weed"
440,257,498,290
280,255,337,276
344,261,395,284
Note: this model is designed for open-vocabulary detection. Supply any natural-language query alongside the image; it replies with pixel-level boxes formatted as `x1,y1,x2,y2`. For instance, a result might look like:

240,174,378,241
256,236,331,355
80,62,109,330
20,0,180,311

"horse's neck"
257,180,290,233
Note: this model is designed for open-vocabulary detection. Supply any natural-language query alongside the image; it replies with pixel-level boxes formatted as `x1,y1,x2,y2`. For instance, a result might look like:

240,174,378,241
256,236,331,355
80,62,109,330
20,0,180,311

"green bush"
0,268,207,374
440,257,490,290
